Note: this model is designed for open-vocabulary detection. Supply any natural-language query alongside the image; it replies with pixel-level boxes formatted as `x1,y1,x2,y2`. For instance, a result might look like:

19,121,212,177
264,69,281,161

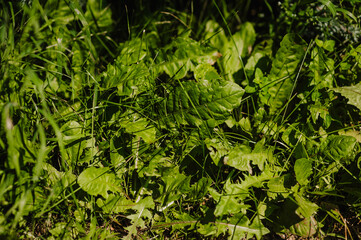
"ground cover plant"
1,0,361,239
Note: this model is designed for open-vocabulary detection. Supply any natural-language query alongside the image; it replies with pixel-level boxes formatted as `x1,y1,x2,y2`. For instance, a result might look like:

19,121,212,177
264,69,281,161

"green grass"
1,0,361,239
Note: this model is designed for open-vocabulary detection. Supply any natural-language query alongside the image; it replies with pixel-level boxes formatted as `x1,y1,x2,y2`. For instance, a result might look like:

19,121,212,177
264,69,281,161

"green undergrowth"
1,0,361,239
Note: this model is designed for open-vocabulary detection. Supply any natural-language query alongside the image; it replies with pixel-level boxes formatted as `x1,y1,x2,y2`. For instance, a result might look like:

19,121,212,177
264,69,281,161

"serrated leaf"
322,135,357,161
332,82,361,112
205,138,230,165
161,79,244,127
214,195,249,217
214,214,269,240
43,163,76,195
224,141,274,171
122,118,156,144
160,37,220,79
294,158,313,185
267,174,293,199
96,194,134,214
262,34,306,113
78,167,120,198
171,212,198,230
189,177,211,200
159,166,190,207
104,61,151,96
309,46,334,89
338,129,361,143
125,196,155,239
197,223,218,237
309,103,332,129
224,145,252,171
214,169,275,216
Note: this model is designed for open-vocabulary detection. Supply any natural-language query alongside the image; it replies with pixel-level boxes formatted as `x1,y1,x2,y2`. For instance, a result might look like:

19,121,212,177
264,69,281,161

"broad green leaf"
104,61,151,96
204,20,228,49
221,22,256,77
61,120,95,165
309,45,334,89
321,135,357,161
194,64,221,81
43,163,76,195
85,0,113,30
214,195,249,217
208,187,222,202
110,135,126,177
125,196,154,239
267,174,293,199
225,141,274,171
294,194,319,219
189,177,211,200
205,138,230,165
338,129,361,143
294,158,313,185
309,103,332,129
159,166,190,207
96,194,134,214
118,37,147,65
332,82,361,112
288,215,319,238
161,79,244,127
315,39,335,52
215,214,269,240
122,118,156,144
244,39,273,79
140,155,172,177
224,145,251,171
261,34,306,114
78,167,121,198
159,37,220,79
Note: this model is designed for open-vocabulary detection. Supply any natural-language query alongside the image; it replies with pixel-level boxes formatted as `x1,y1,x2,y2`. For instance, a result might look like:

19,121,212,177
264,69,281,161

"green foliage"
294,158,313,185
258,33,307,114
333,82,361,111
78,167,121,198
1,0,361,239
160,78,245,127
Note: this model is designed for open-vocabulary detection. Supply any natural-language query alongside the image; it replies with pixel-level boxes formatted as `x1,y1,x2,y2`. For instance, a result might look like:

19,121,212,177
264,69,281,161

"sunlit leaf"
125,196,155,239
160,79,244,127
321,135,357,161
294,158,313,185
78,167,121,198
260,34,306,113
214,214,269,240
294,194,319,219
332,82,361,112
225,141,274,171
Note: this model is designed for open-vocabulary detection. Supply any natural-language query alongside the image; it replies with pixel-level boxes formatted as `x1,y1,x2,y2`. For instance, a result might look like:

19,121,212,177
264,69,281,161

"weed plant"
1,0,361,239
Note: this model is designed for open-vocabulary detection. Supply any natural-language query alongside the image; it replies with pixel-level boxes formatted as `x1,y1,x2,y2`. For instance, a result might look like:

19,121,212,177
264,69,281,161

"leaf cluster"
1,0,361,239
